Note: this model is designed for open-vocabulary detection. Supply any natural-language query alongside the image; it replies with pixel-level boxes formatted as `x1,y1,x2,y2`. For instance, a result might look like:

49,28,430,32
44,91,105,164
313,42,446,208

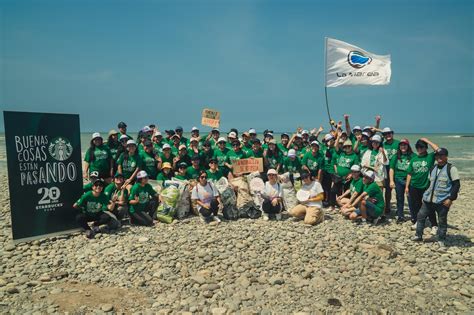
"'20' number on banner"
37,187,61,205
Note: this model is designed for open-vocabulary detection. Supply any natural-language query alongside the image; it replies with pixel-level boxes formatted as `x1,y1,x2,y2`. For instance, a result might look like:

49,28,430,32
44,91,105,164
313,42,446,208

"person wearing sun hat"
117,139,143,190
348,170,384,224
128,170,158,226
84,132,113,182
156,162,174,183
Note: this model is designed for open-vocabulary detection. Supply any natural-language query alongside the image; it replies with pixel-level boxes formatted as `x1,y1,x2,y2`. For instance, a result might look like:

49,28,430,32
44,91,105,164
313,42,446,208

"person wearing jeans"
412,148,460,247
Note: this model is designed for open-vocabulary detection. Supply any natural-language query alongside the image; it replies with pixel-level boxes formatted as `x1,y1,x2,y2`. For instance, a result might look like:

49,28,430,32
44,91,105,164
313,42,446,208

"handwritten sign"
232,158,263,175
201,108,220,128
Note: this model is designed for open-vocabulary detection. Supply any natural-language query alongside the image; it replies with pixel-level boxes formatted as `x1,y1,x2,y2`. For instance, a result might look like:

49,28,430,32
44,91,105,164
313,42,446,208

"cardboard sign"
201,108,220,128
3,111,83,242
232,158,263,175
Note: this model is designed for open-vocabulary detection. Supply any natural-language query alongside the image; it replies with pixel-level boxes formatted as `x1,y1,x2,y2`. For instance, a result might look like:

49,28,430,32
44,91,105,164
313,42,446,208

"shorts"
355,200,381,219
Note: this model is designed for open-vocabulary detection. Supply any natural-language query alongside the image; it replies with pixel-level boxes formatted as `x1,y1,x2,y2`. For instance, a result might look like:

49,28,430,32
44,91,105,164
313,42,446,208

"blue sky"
1,0,472,133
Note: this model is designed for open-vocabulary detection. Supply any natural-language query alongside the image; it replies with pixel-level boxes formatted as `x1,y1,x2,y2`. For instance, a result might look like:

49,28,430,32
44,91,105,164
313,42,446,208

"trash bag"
175,182,191,219
148,179,163,194
230,177,261,219
215,177,239,220
157,185,180,223
280,172,298,211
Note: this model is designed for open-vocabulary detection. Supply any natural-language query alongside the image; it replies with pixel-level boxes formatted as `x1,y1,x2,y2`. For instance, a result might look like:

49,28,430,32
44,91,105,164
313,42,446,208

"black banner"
3,111,83,241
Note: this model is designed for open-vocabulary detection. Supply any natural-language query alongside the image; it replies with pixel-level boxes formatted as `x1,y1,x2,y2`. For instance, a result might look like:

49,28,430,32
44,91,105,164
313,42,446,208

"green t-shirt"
321,145,334,174
390,153,414,180
156,171,172,183
265,152,282,170
104,183,129,201
302,151,325,172
128,183,157,213
248,149,264,158
186,166,202,180
117,153,143,179
83,182,93,192
277,143,289,156
174,174,187,180
363,182,384,216
334,152,360,177
139,151,159,179
242,144,253,155
283,157,302,174
75,191,109,214
358,143,369,157
159,153,175,165
199,149,214,169
384,139,400,161
349,177,363,195
407,152,435,189
84,145,112,174
106,143,120,161
213,148,230,168
226,149,247,165
206,169,224,182
153,142,164,155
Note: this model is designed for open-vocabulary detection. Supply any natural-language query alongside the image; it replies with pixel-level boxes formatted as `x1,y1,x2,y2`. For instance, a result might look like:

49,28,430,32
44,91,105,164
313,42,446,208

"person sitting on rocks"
104,172,129,222
73,178,120,239
128,171,158,226
191,170,223,224
288,171,325,225
348,170,384,224
338,165,364,217
261,169,284,221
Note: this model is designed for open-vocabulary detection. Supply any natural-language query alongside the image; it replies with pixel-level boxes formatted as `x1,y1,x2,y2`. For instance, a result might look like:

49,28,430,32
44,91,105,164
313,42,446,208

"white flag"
325,37,391,87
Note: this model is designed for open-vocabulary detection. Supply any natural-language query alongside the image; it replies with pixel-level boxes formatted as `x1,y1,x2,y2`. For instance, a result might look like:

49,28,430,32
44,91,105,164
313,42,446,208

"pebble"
101,304,114,312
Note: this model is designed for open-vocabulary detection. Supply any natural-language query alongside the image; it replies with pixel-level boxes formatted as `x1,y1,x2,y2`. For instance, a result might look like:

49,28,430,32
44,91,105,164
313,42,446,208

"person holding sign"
261,169,284,221
73,178,120,239
288,172,325,225
83,133,113,182
225,139,247,177
191,170,223,224
128,171,158,226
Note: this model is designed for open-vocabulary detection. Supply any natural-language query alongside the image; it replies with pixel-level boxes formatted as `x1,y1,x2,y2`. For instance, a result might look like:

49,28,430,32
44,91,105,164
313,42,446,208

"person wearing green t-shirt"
186,155,203,180
117,140,143,190
226,139,247,176
241,132,253,155
104,173,129,221
320,133,336,207
73,179,118,239
159,144,175,168
282,149,302,174
128,171,158,226
354,132,370,157
331,139,360,208
212,138,229,171
263,140,282,173
199,141,214,170
84,133,113,181
106,130,120,170
388,139,415,223
302,140,325,181
174,162,188,180
248,139,264,158
187,137,201,157
206,159,224,182
380,127,401,214
152,132,165,155
277,133,290,157
139,140,160,180
174,126,188,145
349,170,384,224
338,165,363,217
156,162,174,184
406,138,439,227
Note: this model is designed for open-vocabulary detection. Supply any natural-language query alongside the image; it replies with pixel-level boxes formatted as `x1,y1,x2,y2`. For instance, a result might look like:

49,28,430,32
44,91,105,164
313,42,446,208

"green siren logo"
48,137,73,161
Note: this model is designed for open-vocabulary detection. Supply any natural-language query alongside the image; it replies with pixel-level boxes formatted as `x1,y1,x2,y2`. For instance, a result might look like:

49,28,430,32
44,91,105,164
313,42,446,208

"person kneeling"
73,178,120,239
261,169,284,221
288,172,325,225
128,171,159,226
191,170,223,224
104,172,129,223
349,170,384,224
338,165,363,217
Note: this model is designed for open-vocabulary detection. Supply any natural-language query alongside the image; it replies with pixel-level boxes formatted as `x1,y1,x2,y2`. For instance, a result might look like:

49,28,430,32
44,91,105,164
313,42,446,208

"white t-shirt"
263,181,283,199
191,182,219,210
300,181,324,208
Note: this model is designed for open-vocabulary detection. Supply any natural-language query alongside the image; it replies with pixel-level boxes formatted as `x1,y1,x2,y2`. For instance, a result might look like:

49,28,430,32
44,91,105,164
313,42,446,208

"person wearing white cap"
282,149,302,174
213,137,230,176
302,140,324,182
361,135,388,196
261,169,284,220
354,131,371,157
301,130,310,146
288,171,325,225
158,143,175,170
338,165,363,216
348,169,384,224
344,114,362,145
170,134,181,155
225,138,247,176
175,144,191,170
248,128,257,142
128,170,158,226
117,139,143,191
190,126,200,143
151,131,165,154
84,132,113,183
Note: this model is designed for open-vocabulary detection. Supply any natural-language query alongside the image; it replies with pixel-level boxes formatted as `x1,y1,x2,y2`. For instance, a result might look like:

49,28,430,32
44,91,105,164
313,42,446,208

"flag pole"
324,37,334,130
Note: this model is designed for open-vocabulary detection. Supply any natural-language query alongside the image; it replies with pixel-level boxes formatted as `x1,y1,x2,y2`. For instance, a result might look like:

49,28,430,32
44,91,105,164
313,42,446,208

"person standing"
412,148,460,247
382,127,400,214
84,133,113,182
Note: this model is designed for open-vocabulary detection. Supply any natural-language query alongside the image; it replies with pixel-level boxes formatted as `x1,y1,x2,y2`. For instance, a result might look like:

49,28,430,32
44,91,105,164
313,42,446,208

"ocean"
1,132,473,179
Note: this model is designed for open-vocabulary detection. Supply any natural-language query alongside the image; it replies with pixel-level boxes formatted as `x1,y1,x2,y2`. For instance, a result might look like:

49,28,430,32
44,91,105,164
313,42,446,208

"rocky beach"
0,173,472,314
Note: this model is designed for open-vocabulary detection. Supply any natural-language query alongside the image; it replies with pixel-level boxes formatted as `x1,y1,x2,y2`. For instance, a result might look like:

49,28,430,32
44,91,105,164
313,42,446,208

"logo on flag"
347,51,372,69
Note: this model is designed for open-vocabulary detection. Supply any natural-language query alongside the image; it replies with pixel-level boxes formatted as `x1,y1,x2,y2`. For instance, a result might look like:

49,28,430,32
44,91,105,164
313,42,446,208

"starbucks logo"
48,137,73,161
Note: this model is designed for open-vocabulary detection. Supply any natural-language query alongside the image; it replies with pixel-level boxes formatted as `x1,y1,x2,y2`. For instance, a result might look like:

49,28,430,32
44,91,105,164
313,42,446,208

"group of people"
75,115,461,246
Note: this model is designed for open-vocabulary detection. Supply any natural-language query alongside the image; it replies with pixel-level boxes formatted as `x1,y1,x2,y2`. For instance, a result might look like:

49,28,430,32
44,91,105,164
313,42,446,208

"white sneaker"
263,213,270,221
275,213,282,221
431,226,438,236
411,223,417,230
212,215,221,223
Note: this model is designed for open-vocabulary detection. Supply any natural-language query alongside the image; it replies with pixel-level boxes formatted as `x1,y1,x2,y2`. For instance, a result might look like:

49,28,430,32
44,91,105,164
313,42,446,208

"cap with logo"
364,170,375,180
363,126,372,131
217,137,227,143
228,132,237,138
352,126,362,131
137,170,148,179
371,135,382,143
142,126,152,133
119,134,129,141
382,127,393,134
89,171,99,178
361,132,371,138
310,140,320,147
92,132,102,140
350,165,361,172
126,139,137,146
323,133,334,142
287,149,296,157
178,162,187,168
249,128,257,134
162,143,171,149
191,126,199,132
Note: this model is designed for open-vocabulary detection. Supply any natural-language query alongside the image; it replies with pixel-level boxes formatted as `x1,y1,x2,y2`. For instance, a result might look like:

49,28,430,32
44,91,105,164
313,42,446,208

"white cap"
310,140,320,146
267,169,278,175
288,149,296,157
371,135,382,142
249,128,256,134
137,170,148,179
154,131,162,137
143,126,152,132
119,134,129,141
382,127,393,133
89,171,99,178
228,132,237,138
162,143,171,149
302,130,309,135
352,126,362,131
217,137,227,143
178,144,187,150
126,140,136,146
343,140,352,147
295,133,302,138
190,137,199,143
191,126,199,132
362,132,371,138
92,132,102,140
364,170,375,180
363,126,372,131
266,133,274,138
323,133,334,141
351,165,361,172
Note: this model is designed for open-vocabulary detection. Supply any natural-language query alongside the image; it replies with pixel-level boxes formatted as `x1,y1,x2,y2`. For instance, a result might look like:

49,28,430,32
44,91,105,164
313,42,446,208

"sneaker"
411,236,422,242
431,226,439,236
92,226,100,233
396,217,406,224
275,213,282,221
262,213,270,221
85,229,95,239
372,217,380,225
212,216,221,223
411,223,417,230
